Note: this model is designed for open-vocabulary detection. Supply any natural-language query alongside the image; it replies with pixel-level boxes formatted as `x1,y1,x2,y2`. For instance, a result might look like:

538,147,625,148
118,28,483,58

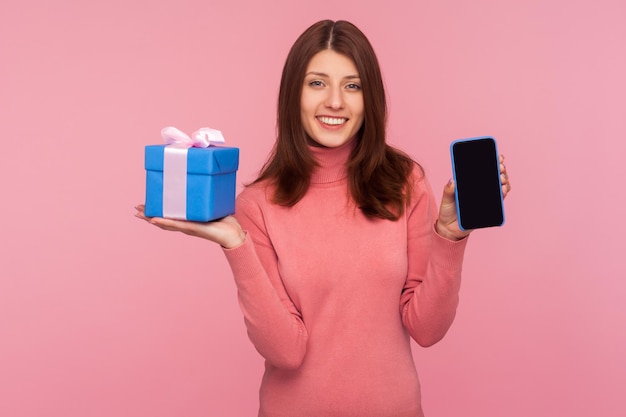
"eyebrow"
305,71,361,79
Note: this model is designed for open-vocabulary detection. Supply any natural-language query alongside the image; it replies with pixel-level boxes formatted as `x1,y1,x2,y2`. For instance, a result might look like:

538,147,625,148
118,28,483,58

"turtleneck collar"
309,136,356,184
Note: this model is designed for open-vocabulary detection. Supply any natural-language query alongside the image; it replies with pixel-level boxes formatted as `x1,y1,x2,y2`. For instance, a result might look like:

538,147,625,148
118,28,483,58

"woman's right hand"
134,205,246,249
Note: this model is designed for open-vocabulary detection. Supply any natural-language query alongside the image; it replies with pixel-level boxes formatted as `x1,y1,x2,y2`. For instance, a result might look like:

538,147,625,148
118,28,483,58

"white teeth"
318,116,347,125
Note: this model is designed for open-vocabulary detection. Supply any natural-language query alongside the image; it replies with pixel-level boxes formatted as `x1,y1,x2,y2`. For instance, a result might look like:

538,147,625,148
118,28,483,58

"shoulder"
406,162,435,209
231,182,273,239
237,181,270,209
403,156,427,192
235,180,278,219
237,180,268,201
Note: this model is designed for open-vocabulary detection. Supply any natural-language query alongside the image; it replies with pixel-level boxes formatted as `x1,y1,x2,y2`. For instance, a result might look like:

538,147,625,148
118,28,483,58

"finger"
135,213,149,222
135,212,152,222
502,182,511,198
134,204,147,216
134,205,154,223
148,220,188,234
499,156,507,175
149,217,183,230
444,178,455,194
500,161,509,179
441,179,456,205
150,217,206,238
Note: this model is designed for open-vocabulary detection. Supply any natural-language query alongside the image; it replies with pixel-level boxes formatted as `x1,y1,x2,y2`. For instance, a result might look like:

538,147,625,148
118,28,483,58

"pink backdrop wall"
1,0,625,416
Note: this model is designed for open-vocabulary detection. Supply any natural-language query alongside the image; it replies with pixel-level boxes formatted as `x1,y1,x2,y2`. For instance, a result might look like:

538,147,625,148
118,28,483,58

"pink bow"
161,126,225,148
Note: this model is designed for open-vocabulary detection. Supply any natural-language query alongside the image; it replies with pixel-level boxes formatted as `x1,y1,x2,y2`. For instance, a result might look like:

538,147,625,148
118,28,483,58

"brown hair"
254,20,419,220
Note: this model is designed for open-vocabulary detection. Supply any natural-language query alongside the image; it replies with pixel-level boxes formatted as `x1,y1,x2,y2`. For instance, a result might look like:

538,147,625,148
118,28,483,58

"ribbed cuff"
222,232,266,281
430,225,469,271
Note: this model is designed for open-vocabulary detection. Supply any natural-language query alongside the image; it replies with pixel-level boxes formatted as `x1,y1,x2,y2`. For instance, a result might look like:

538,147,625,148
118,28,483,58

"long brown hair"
254,20,418,220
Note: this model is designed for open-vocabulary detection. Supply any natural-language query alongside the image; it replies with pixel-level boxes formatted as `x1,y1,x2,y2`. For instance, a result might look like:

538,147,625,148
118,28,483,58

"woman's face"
300,50,364,148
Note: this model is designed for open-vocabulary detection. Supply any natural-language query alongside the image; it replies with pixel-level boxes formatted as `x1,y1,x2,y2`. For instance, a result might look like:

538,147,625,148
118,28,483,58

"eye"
308,80,325,87
346,83,361,90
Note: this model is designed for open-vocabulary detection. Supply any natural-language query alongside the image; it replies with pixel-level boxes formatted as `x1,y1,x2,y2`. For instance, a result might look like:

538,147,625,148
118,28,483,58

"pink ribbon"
160,126,225,220
161,126,225,148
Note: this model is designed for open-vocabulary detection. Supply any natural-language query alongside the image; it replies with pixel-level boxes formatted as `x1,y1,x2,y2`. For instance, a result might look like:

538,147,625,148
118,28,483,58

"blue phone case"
450,136,505,231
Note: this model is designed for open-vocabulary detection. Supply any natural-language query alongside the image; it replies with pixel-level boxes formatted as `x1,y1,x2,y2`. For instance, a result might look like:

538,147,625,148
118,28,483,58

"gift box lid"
145,144,239,175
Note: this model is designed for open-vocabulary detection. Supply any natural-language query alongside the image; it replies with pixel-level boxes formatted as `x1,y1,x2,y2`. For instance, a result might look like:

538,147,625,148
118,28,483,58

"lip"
316,116,349,129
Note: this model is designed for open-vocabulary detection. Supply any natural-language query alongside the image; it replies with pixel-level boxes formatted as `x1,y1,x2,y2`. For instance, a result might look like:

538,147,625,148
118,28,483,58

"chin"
308,134,353,148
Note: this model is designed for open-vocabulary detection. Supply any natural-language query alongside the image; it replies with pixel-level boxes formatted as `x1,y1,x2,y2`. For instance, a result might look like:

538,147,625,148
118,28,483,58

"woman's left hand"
435,154,511,241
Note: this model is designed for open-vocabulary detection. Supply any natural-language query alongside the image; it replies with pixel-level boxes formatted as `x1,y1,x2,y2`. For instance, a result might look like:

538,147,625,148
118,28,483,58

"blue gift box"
144,144,239,221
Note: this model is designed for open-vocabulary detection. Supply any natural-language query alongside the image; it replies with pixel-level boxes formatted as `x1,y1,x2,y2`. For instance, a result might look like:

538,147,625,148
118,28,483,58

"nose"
325,85,344,109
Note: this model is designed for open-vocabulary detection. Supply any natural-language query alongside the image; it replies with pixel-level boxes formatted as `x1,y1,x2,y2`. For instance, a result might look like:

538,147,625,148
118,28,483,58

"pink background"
1,0,625,416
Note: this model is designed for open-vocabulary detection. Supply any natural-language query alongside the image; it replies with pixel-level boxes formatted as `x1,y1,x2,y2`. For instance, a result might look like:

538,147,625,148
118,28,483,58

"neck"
309,137,356,184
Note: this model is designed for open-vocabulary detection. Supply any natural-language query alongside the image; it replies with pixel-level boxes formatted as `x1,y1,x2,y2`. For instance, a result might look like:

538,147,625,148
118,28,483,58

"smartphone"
450,136,505,231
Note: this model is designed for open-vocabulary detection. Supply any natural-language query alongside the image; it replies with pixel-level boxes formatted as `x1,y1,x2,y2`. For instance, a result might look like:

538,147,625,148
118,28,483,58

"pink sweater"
223,140,468,417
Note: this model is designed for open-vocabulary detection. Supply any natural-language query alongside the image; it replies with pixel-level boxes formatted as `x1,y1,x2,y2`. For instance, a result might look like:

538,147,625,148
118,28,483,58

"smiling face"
300,50,365,148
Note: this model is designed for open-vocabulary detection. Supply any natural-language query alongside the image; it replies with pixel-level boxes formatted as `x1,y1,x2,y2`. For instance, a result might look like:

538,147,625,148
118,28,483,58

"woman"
136,20,510,417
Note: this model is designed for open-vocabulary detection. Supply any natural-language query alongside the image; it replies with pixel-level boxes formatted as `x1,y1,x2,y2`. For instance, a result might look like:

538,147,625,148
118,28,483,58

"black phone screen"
451,137,505,230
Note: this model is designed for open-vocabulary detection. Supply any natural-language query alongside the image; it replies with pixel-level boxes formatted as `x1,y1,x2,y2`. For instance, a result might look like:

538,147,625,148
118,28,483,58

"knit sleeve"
400,174,468,347
222,190,308,369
